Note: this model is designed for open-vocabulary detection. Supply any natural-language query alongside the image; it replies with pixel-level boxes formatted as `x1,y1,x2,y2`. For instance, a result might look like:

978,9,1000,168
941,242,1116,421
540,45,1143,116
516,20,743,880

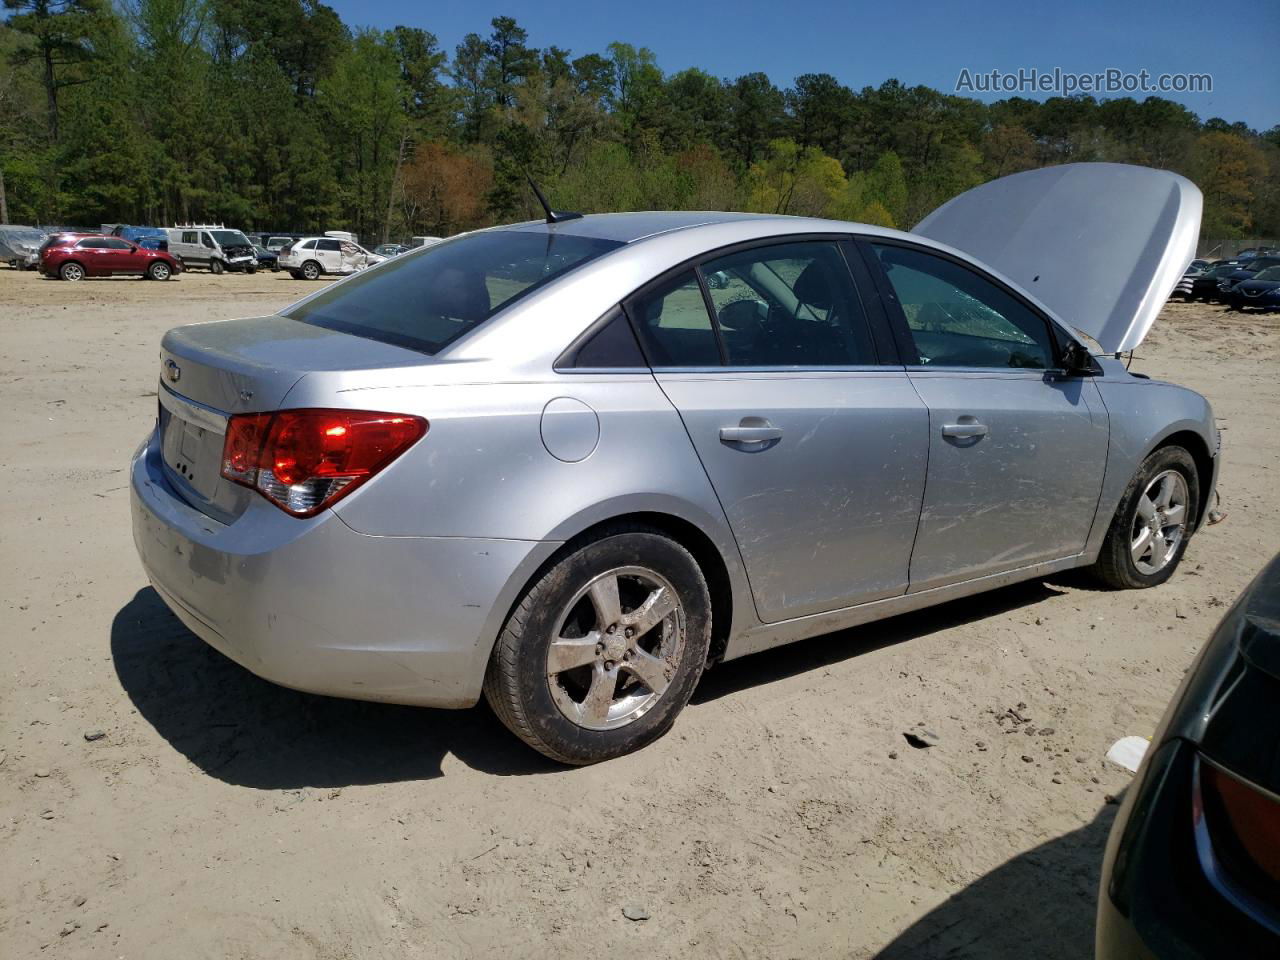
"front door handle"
720,420,783,446
941,421,989,439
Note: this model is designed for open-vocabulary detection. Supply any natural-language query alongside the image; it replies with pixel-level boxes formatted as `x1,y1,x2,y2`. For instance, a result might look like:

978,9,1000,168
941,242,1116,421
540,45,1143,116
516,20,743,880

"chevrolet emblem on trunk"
165,359,181,383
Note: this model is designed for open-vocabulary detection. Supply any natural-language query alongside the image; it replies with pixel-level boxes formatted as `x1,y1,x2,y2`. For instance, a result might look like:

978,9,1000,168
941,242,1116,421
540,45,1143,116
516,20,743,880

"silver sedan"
131,163,1218,763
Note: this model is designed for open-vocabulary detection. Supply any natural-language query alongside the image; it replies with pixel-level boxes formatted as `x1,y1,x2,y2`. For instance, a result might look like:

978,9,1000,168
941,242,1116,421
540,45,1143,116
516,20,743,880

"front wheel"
148,261,171,281
209,259,224,275
484,527,712,764
1092,445,1199,589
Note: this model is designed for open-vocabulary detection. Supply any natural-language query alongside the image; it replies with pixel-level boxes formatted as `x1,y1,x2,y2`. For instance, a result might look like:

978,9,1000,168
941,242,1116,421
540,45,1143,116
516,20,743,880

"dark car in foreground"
41,233,182,281
1097,553,1280,958
1226,265,1280,312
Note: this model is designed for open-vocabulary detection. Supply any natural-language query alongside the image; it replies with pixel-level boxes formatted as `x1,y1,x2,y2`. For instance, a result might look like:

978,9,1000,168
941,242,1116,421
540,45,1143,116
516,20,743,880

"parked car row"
5,222,447,280
1171,254,1280,310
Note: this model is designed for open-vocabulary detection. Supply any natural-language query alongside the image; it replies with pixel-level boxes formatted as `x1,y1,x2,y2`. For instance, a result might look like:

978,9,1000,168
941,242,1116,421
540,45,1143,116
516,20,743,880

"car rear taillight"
1197,757,1280,889
220,409,426,517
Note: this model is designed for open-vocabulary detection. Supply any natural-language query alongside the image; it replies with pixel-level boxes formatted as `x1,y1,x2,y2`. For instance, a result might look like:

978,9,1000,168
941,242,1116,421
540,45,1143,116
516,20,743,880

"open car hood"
914,163,1202,354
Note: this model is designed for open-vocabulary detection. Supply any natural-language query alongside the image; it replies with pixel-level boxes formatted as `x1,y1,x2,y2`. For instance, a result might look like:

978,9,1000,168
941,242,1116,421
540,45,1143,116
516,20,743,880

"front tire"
59,261,85,281
210,259,224,275
1092,445,1199,589
148,261,171,281
484,527,712,765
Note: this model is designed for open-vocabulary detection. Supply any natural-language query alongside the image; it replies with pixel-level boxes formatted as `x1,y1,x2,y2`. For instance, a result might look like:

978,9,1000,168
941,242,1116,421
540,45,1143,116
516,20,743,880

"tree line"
2,1,1277,252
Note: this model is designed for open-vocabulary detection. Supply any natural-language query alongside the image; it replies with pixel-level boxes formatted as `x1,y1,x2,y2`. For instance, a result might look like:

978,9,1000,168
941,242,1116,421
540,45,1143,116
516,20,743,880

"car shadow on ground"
114,579,1065,789
875,799,1120,959
111,588,560,788
694,579,1065,703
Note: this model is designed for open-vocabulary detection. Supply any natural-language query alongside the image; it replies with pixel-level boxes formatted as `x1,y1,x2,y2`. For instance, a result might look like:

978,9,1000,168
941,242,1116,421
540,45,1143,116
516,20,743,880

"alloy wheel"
61,263,84,281
1131,469,1189,575
546,566,686,731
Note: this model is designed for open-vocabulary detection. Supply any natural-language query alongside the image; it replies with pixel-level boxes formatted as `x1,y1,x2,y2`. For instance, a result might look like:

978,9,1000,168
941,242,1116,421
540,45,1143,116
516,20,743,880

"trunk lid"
913,162,1202,354
157,315,432,523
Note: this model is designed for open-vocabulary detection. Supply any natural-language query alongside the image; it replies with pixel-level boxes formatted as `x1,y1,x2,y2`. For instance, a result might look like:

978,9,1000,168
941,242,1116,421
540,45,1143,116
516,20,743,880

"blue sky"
324,0,1278,131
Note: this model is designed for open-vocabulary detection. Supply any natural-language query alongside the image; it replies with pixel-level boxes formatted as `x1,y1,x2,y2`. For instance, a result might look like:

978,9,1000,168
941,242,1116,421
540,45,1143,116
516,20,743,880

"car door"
862,238,1108,592
315,238,343,273
74,238,110,274
627,238,929,623
100,237,140,274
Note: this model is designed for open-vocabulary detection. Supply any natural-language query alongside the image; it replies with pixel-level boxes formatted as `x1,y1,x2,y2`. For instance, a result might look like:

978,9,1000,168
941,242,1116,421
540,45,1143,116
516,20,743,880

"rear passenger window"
700,241,874,366
317,239,341,252
627,271,720,367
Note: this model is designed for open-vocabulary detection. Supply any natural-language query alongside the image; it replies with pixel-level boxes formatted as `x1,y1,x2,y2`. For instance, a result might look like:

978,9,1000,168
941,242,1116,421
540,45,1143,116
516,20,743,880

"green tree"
726,72,785,168
2,0,105,142
483,15,535,109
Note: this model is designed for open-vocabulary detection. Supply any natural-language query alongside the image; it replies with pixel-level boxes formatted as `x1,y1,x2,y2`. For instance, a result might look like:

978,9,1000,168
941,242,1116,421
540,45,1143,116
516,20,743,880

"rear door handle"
941,421,989,439
720,421,783,445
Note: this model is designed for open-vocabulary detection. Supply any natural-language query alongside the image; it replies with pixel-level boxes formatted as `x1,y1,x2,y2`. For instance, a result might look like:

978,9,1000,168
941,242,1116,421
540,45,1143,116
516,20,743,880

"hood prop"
526,174,583,224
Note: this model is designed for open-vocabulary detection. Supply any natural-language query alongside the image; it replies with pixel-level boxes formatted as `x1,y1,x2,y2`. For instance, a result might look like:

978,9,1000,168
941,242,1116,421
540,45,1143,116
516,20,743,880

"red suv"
40,234,183,281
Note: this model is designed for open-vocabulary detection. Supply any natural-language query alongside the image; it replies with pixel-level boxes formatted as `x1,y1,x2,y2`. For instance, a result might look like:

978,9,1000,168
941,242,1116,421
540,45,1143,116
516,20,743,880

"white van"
165,225,257,274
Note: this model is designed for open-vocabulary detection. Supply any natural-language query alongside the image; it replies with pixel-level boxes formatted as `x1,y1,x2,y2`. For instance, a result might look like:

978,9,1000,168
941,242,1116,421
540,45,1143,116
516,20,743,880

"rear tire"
301,260,321,281
210,259,224,275
59,261,85,282
484,527,712,765
1092,445,1199,589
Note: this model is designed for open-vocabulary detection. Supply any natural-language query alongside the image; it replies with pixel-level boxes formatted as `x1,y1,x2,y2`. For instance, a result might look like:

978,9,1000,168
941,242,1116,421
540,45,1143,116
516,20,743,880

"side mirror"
1060,341,1098,376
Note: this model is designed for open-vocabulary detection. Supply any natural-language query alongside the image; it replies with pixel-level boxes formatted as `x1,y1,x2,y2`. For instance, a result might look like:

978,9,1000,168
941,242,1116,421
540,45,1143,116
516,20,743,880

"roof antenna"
526,173,583,224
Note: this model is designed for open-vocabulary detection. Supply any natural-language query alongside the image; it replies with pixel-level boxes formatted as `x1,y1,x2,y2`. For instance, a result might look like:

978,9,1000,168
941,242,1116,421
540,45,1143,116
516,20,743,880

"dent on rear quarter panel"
1085,377,1215,558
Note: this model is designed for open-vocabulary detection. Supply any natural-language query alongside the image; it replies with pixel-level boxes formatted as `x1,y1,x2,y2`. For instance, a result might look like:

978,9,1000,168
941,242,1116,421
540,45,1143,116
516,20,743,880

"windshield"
1253,266,1280,282
1210,264,1240,277
286,230,623,355
211,230,251,247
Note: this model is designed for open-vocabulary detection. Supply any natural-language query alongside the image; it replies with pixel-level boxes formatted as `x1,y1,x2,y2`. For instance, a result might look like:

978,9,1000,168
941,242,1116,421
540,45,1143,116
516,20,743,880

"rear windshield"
285,230,623,355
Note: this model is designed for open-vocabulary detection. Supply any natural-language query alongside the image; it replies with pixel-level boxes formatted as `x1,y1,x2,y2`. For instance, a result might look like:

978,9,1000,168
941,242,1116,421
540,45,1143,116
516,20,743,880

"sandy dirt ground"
1,267,1277,959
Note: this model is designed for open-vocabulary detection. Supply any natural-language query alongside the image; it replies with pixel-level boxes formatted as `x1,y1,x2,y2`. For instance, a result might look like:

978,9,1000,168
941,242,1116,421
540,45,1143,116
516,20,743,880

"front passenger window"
871,243,1054,369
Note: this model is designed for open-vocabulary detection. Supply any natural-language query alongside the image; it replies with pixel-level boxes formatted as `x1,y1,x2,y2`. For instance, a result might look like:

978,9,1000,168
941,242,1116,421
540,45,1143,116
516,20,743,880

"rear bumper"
130,428,559,707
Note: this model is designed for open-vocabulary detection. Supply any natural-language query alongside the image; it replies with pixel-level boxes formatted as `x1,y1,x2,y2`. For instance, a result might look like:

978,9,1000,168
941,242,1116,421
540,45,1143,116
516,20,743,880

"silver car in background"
131,163,1218,764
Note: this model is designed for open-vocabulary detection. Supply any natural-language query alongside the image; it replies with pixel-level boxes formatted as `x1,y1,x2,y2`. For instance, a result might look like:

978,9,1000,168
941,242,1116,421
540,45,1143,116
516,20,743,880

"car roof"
499,210,876,245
